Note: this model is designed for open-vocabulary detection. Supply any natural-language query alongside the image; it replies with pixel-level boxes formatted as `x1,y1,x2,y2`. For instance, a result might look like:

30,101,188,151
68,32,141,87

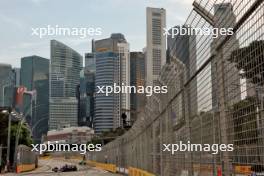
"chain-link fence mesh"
90,0,264,175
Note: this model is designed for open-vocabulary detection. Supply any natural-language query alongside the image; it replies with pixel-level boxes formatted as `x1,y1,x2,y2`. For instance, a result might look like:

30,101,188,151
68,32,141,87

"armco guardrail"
128,167,155,176
87,160,117,173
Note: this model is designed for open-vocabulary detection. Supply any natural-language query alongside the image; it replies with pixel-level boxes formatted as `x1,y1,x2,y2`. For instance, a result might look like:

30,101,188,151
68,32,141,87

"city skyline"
0,0,264,175
0,0,193,67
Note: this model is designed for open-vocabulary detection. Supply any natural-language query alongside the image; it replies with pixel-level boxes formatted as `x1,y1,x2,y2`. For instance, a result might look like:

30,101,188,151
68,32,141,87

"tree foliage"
229,41,264,85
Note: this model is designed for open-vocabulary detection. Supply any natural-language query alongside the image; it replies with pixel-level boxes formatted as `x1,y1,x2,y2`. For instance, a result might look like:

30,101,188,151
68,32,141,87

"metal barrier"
128,167,155,176
90,0,264,175
87,160,117,173
16,164,35,173
16,145,37,173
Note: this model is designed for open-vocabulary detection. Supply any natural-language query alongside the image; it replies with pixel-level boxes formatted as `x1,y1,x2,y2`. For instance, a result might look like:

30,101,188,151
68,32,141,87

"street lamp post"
6,111,11,170
1,108,12,172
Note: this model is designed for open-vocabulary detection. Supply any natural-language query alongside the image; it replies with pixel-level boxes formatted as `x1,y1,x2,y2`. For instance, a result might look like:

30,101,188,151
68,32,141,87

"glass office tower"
79,67,95,127
49,40,82,130
0,63,14,107
94,52,118,133
94,34,130,133
20,55,49,143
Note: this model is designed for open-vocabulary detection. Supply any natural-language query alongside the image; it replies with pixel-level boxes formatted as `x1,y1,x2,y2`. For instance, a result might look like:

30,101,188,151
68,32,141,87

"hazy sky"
0,0,193,67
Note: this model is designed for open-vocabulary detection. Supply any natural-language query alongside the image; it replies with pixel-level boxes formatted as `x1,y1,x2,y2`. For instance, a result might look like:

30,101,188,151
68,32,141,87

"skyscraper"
0,63,14,107
146,7,166,86
94,34,130,133
130,52,146,123
229,40,264,163
49,40,82,130
13,68,20,87
167,25,198,117
20,55,49,143
77,52,96,127
85,53,96,72
117,42,130,123
79,66,95,127
95,33,126,53
94,52,118,133
211,3,240,109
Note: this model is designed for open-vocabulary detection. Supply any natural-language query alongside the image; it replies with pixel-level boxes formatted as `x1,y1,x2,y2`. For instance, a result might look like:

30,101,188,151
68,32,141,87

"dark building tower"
78,52,96,128
0,64,15,107
167,25,198,118
229,40,264,164
13,68,20,87
130,52,146,123
85,53,96,72
20,56,49,143
211,3,240,109
79,67,95,127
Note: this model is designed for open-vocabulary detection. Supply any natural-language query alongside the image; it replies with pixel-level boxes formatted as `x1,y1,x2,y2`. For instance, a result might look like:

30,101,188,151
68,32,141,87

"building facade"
77,52,96,127
79,67,95,127
85,52,96,72
211,3,240,109
94,52,118,133
146,7,166,86
49,40,82,130
0,63,15,107
130,52,146,123
229,40,264,163
46,126,94,144
94,34,130,133
49,97,78,130
117,42,130,124
13,68,20,87
167,25,198,118
20,56,49,143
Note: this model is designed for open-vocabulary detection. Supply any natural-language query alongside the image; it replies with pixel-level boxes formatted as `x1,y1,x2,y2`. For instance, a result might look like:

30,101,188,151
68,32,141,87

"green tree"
0,113,33,165
229,41,264,85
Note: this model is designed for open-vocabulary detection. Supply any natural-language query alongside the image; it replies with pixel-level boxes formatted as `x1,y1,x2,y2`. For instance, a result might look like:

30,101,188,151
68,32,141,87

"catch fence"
90,0,264,175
